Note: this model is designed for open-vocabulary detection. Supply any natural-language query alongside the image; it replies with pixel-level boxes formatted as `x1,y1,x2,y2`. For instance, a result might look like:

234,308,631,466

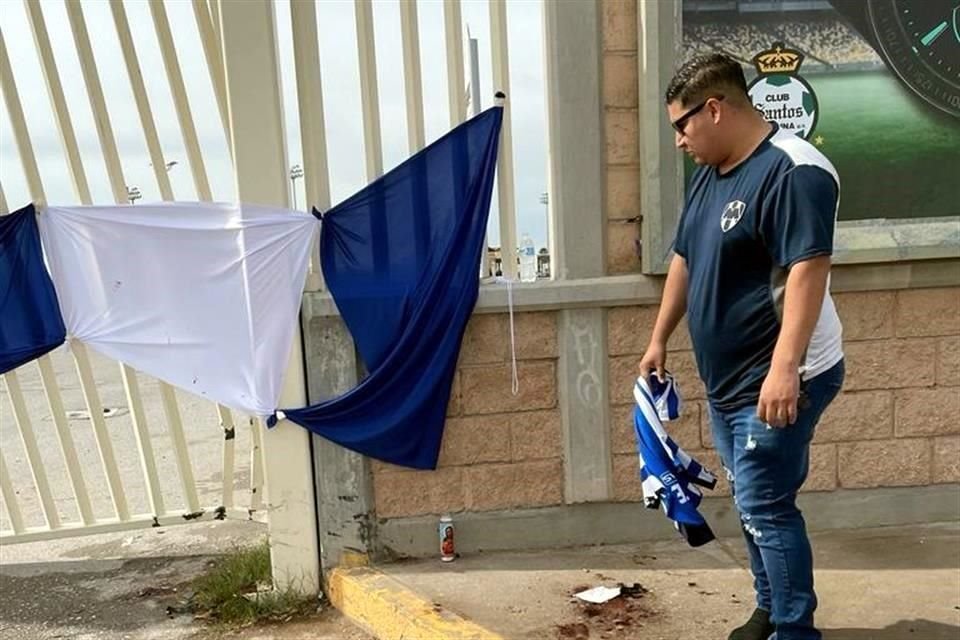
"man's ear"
709,98,723,124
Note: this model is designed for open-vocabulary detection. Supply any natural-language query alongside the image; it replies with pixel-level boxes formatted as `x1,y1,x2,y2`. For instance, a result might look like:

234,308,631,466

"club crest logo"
721,200,746,233
747,42,819,140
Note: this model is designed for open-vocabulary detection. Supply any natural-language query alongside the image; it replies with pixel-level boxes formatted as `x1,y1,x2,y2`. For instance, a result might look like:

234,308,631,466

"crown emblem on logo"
752,42,805,75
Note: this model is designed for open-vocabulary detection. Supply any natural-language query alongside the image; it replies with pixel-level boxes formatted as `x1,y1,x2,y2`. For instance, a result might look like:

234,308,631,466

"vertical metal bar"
109,0,174,201
0,23,47,203
191,0,231,153
400,0,431,272
290,0,330,292
220,421,235,510
151,0,239,487
469,37,482,118
157,382,201,514
354,0,384,181
22,0,92,204
469,35,490,277
216,403,237,512
354,0,389,276
64,0,127,204
1,25,96,527
0,452,26,535
35,356,96,525
208,0,223,58
149,0,213,200
443,0,466,127
399,0,425,153
116,0,237,454
72,342,130,521
489,0,518,278
120,367,165,517
68,0,179,523
249,418,264,512
2,372,61,529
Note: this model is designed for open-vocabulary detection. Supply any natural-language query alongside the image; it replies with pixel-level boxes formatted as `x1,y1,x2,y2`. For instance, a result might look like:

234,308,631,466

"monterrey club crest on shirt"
720,200,746,233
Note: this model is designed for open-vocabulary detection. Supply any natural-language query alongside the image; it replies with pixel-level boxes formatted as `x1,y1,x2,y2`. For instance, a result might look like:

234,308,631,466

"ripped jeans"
709,360,844,640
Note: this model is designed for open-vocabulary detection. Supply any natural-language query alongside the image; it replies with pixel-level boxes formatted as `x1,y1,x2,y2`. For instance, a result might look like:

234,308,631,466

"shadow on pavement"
824,619,960,639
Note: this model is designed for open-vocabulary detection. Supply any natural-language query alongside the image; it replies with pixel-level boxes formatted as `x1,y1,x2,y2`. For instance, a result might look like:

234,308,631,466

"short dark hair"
664,53,748,107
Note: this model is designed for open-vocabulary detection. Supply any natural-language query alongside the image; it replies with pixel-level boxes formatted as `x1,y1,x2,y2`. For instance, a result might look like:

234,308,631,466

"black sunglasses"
671,96,724,134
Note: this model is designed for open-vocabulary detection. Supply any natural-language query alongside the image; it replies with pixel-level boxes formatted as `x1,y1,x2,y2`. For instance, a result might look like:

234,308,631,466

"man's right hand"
638,341,667,383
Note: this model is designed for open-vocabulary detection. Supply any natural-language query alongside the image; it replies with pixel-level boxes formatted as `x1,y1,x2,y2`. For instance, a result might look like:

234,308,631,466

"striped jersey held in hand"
633,373,717,547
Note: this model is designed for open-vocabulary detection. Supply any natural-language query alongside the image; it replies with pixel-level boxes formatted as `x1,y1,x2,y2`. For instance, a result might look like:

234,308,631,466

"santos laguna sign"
747,43,819,140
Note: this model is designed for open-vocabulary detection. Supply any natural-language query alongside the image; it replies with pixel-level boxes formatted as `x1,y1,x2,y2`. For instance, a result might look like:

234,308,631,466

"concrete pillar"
638,0,683,274
544,0,612,502
301,301,377,569
220,1,320,594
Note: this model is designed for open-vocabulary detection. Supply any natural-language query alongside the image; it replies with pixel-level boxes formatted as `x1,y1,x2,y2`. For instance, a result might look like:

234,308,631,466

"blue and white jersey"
634,373,717,547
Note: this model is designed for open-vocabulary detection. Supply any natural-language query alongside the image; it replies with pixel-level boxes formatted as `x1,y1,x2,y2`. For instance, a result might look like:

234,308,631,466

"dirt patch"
556,583,659,639
556,621,590,639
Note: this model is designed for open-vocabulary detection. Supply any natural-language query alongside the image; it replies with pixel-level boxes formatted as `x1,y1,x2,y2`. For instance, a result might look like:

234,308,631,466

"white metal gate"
1,0,541,549
0,0,275,544
0,345,266,543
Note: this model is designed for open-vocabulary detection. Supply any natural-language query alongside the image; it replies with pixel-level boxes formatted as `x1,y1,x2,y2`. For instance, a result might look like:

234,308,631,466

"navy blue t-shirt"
673,125,843,411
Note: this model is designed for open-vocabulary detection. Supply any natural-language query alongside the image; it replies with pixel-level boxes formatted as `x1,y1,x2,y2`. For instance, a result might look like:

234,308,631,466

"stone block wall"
370,288,958,520
606,288,960,507
372,312,564,518
828,289,960,488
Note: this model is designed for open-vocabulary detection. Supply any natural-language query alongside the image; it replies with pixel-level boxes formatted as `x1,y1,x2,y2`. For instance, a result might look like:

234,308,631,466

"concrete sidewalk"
339,522,960,639
3,519,957,639
0,520,371,640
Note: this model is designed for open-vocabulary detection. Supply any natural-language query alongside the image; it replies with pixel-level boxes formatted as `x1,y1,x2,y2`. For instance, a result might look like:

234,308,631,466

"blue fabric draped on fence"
0,204,66,375
271,105,504,469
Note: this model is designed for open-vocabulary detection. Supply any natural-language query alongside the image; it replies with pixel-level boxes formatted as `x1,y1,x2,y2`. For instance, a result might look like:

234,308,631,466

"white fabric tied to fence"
38,202,317,417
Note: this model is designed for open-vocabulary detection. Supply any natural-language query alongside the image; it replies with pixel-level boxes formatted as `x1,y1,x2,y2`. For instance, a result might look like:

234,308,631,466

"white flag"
38,201,317,416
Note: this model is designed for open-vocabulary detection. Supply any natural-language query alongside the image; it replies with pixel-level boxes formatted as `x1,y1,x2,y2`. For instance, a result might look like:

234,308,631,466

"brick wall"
373,292,957,519
372,312,564,518
606,288,960,504
829,289,960,488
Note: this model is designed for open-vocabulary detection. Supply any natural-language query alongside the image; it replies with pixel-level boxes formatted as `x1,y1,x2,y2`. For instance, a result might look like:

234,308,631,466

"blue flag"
275,106,503,469
0,204,66,374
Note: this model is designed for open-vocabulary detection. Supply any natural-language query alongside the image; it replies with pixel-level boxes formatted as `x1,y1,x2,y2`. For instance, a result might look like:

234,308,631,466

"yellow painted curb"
327,566,504,640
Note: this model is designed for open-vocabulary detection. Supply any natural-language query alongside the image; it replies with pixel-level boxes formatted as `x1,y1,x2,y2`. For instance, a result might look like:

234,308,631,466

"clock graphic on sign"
833,0,960,117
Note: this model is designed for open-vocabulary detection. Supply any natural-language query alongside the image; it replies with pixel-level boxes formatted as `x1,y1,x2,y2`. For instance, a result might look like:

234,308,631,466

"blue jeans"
709,360,845,640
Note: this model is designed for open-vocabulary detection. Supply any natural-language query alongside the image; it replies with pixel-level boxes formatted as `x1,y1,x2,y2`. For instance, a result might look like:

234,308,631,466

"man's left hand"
758,366,800,428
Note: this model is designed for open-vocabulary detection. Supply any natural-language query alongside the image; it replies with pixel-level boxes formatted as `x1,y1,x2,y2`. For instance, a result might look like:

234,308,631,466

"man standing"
639,54,845,640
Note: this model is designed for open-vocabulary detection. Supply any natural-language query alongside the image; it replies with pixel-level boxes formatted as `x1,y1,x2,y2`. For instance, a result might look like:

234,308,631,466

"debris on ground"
573,586,621,604
619,582,648,598
558,581,658,639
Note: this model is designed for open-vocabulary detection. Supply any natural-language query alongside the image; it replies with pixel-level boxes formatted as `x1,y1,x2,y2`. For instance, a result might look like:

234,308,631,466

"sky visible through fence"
0,0,551,250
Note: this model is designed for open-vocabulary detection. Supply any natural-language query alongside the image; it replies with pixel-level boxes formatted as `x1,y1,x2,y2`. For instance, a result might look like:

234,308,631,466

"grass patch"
190,540,316,627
